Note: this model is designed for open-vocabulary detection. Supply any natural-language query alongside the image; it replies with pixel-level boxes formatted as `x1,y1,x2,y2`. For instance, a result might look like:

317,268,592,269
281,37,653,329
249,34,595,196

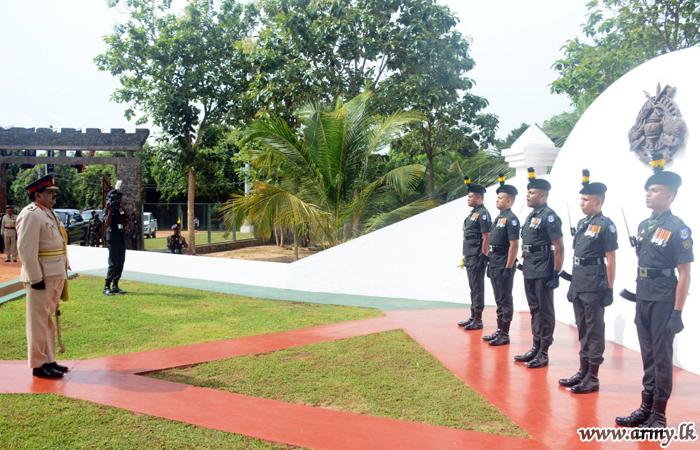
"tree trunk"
293,230,299,261
427,153,435,196
274,227,279,246
187,164,196,255
280,227,285,247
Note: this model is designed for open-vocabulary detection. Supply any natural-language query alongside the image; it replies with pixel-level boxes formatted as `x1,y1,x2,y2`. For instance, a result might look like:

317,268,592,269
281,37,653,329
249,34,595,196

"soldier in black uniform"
103,188,131,296
483,174,520,346
167,223,188,254
514,168,565,368
616,153,692,428
559,170,618,394
457,175,492,331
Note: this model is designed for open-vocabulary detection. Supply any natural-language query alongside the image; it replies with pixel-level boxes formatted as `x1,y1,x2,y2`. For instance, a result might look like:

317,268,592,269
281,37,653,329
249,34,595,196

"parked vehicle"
143,212,157,238
54,209,89,245
81,209,104,222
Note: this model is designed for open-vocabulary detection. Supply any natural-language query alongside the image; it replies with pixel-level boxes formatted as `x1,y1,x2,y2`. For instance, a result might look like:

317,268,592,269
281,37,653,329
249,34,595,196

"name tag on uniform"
651,228,672,247
530,217,542,229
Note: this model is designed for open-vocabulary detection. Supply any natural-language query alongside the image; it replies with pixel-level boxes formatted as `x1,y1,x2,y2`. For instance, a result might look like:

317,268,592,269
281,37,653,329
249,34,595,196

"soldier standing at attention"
2,206,18,262
559,170,618,394
616,153,692,428
457,175,492,331
16,175,69,378
482,174,519,346
515,168,565,368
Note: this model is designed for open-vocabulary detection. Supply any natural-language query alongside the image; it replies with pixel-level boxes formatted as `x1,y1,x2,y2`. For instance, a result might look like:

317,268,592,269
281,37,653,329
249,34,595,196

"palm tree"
222,92,428,259
542,93,595,147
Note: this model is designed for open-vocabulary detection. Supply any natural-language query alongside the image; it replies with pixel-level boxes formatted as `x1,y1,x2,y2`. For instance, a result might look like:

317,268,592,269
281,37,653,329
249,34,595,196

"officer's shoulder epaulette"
25,204,39,212
667,215,689,230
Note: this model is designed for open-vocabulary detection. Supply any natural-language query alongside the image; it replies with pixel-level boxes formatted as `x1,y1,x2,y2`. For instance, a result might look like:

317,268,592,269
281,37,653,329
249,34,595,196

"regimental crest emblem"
629,83,687,165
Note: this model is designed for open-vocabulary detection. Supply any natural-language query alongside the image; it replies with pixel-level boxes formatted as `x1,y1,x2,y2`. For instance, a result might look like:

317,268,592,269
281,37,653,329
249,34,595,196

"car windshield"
56,212,69,224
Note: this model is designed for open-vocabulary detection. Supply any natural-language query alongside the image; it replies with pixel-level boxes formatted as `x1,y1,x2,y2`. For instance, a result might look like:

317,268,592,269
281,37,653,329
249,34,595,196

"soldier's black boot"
571,364,600,394
458,309,475,327
489,321,510,346
111,279,127,295
514,343,539,362
464,311,483,330
483,319,502,341
103,280,114,296
640,398,667,428
559,358,589,387
615,390,653,427
526,345,549,368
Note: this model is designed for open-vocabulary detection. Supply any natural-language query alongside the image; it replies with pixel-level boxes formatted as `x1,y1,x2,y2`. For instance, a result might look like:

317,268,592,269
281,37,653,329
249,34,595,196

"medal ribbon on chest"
497,217,507,228
530,217,542,229
651,228,672,247
585,224,601,238
470,212,479,221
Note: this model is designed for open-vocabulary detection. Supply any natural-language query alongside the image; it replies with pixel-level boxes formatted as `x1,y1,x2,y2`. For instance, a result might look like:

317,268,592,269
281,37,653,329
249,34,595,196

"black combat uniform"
462,203,492,328
167,233,186,254
518,203,563,366
560,204,618,393
616,154,692,429
485,206,519,344
104,192,128,296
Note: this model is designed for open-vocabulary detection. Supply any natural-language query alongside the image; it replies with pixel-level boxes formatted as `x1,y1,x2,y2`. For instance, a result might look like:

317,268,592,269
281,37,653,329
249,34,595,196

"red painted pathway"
2,308,699,449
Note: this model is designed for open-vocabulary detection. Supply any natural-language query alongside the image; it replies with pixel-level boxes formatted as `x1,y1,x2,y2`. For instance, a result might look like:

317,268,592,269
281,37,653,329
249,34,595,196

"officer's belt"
637,267,674,278
489,245,508,254
38,248,67,258
522,244,553,253
573,256,604,266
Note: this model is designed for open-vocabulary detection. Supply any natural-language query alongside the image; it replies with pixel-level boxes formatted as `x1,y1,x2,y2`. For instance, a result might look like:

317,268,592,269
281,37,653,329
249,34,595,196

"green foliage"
224,92,429,247
541,94,595,147
493,123,530,152
152,330,527,436
552,0,700,102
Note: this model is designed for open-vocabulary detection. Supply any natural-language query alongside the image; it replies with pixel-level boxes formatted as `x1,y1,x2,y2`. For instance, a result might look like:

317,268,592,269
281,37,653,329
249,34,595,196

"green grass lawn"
0,275,382,360
144,230,255,251
150,330,527,438
0,394,298,450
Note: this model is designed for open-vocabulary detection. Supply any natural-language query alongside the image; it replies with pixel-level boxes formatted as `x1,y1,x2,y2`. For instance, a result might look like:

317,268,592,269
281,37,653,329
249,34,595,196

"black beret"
495,172,518,196
171,224,180,230
579,169,607,195
526,167,551,191
645,153,682,190
463,175,486,194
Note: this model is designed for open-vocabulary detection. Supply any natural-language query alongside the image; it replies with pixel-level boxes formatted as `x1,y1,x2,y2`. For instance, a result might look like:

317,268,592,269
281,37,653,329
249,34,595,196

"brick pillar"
0,163,6,212
117,162,142,250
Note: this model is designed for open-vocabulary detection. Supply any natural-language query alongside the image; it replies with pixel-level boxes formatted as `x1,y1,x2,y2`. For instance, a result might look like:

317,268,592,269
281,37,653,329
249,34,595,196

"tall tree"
552,0,700,102
95,0,258,253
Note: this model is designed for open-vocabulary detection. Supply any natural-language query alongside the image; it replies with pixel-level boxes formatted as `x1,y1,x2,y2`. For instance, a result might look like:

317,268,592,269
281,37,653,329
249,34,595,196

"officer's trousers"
4,235,17,260
524,277,555,347
489,267,514,323
465,256,486,313
25,279,64,368
635,299,675,400
106,237,126,283
571,291,606,365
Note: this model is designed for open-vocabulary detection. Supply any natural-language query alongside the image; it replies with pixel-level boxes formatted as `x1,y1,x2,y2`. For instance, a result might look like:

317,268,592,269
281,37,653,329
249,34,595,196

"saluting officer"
457,175,492,331
2,206,18,262
482,174,519,346
559,170,618,394
16,175,70,378
616,153,692,428
515,168,565,368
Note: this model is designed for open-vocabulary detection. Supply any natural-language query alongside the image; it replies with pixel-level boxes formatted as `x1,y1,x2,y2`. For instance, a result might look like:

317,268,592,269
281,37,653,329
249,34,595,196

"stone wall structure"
0,127,149,249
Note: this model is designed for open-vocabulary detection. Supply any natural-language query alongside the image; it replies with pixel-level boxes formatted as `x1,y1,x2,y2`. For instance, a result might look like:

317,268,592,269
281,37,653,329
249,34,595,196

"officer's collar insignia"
680,228,689,239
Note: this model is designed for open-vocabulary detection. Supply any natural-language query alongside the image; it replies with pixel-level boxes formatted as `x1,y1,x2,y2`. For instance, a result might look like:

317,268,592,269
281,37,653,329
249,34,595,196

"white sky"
0,0,589,139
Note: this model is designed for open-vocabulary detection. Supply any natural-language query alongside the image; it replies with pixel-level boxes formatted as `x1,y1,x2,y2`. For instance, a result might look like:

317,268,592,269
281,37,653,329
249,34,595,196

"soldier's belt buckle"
117,224,124,230
574,257,581,266
522,245,530,252
639,267,648,277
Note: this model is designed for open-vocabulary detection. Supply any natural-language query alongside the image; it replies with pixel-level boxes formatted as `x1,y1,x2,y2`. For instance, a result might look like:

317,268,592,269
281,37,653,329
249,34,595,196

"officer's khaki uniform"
2,213,18,261
16,203,69,368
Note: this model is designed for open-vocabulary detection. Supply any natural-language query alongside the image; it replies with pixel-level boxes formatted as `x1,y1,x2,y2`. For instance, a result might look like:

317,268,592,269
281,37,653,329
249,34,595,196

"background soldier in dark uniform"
457,175,492,331
483,174,519,346
616,153,692,428
515,167,565,368
559,170,617,394
167,223,188,254
103,187,131,296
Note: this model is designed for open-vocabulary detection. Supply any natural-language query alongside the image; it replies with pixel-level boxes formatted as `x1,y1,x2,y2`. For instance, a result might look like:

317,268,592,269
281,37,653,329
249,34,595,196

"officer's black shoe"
457,318,474,327
49,362,69,373
463,319,483,330
526,347,549,368
615,390,653,427
559,358,589,387
489,321,510,346
640,398,667,428
111,288,127,295
32,363,64,378
483,319,502,341
571,364,600,394
103,287,114,296
514,344,539,362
